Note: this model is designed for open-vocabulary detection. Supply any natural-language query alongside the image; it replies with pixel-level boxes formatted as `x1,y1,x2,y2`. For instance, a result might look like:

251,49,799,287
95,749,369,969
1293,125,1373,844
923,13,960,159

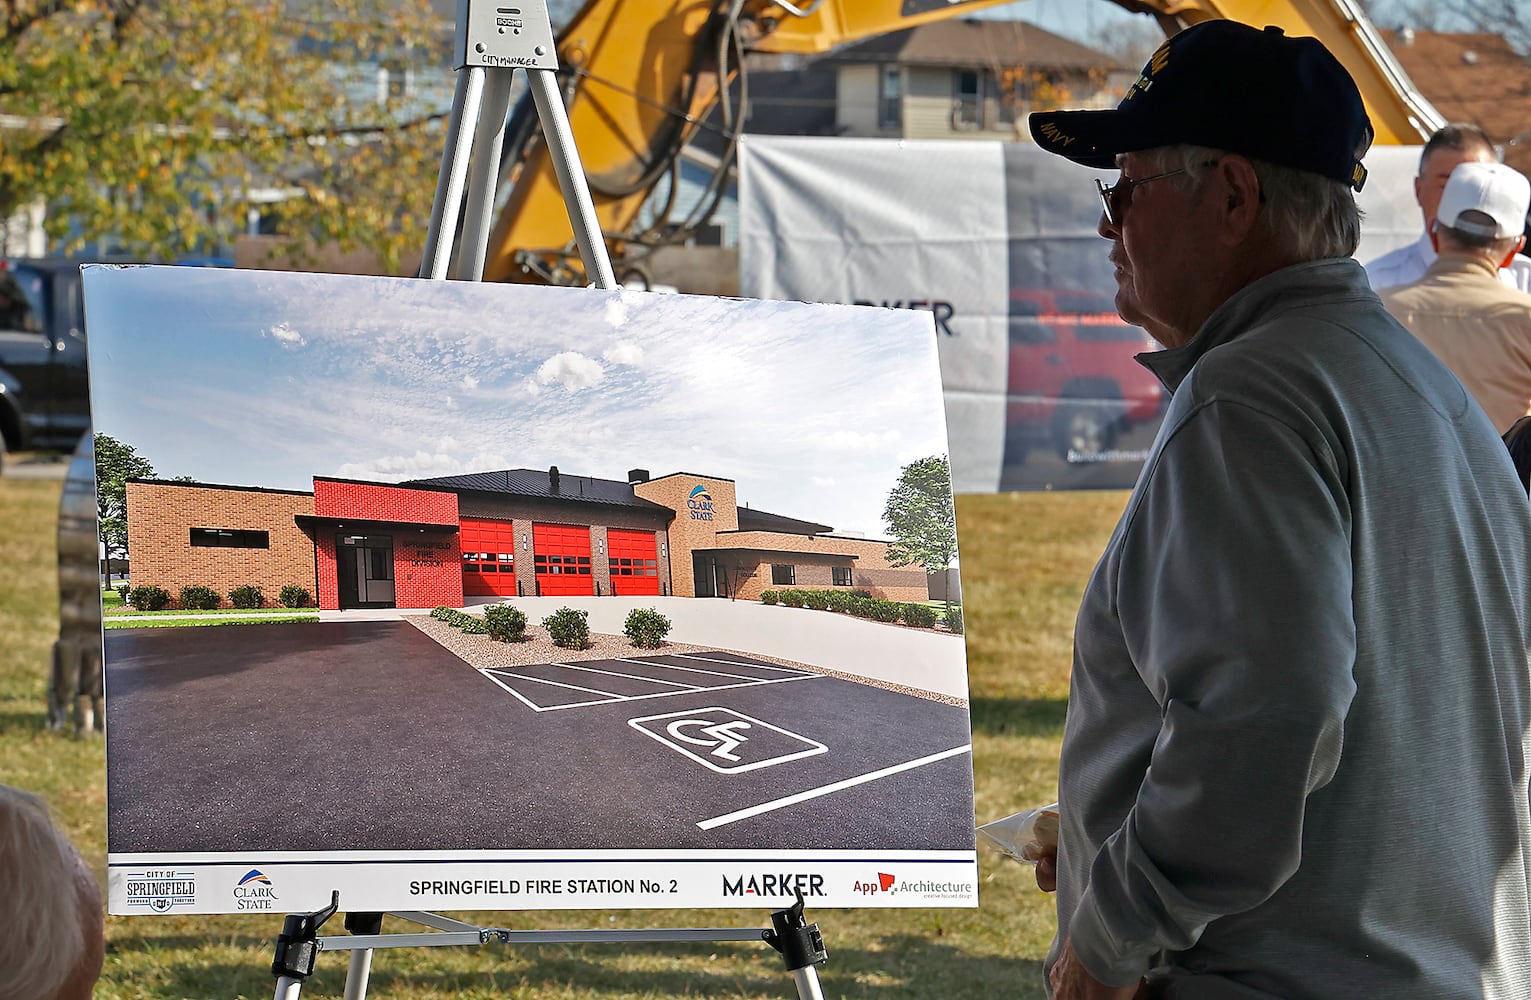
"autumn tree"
882,454,958,610
0,0,449,270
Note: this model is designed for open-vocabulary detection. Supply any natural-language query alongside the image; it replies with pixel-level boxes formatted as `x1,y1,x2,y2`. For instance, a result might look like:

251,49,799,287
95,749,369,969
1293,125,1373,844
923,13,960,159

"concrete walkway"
322,596,969,700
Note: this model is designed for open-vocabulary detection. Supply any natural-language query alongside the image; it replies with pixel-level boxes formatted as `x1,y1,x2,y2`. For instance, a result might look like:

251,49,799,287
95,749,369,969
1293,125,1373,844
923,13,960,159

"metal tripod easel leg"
269,2,828,997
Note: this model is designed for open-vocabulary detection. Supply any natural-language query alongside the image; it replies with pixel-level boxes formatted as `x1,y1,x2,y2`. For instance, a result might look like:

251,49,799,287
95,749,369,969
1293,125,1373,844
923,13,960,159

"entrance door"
336,534,396,609
692,553,726,598
606,529,660,596
532,523,593,596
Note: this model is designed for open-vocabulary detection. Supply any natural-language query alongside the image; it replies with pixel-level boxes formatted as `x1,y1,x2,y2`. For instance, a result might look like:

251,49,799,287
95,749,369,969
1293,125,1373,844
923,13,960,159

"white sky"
81,267,950,539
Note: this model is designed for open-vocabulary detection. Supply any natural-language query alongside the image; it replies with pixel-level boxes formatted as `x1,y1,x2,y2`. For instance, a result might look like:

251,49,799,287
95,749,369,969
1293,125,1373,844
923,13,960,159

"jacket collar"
1135,258,1375,394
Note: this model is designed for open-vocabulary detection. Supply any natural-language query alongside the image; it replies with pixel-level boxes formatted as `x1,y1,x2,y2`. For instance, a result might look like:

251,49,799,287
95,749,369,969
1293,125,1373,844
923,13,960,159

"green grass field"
0,478,1125,999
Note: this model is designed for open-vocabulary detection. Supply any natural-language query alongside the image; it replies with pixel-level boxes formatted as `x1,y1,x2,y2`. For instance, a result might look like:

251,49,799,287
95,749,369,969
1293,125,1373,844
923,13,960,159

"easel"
269,1,829,996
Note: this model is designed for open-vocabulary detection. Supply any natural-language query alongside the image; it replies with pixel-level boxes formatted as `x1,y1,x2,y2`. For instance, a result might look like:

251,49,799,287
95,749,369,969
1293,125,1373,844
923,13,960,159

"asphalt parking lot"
105,622,975,855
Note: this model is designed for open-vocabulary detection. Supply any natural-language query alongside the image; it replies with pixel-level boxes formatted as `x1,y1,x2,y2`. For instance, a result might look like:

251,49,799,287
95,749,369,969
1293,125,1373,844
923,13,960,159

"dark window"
879,66,901,129
954,70,982,128
832,566,853,586
772,564,795,586
190,528,269,549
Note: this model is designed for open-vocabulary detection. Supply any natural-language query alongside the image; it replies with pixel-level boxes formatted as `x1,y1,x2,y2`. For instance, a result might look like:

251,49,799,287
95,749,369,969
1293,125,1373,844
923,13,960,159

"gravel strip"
403,613,965,706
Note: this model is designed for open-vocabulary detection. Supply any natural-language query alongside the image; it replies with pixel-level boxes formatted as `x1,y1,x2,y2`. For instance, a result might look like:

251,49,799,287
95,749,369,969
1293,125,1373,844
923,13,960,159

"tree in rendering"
881,454,958,612
95,433,154,583
0,0,446,270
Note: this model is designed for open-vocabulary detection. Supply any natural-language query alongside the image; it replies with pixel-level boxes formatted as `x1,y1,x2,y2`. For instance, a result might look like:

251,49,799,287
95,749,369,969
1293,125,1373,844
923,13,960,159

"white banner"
739,136,1424,493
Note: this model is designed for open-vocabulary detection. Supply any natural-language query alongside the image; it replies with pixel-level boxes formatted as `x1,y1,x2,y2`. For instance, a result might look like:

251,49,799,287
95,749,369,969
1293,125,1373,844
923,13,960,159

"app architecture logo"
853,872,973,900
233,869,280,910
124,870,196,912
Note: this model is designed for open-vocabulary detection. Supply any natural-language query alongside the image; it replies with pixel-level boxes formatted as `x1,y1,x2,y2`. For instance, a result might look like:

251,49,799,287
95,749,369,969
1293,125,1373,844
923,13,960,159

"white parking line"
546,661,705,689
695,745,973,830
481,670,825,712
667,653,808,674
612,658,797,682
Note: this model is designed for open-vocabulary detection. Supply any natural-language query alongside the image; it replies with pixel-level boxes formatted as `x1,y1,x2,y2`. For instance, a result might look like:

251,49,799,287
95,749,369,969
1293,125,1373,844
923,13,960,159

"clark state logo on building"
687,485,715,521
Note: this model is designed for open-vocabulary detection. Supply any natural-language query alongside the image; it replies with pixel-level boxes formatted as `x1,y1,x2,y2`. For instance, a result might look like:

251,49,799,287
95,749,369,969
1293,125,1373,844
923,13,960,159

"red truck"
1005,289,1166,464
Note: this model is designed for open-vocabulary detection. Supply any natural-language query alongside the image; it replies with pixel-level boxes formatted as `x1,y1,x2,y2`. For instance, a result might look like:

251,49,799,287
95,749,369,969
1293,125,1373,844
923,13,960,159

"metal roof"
404,468,671,510
735,507,833,536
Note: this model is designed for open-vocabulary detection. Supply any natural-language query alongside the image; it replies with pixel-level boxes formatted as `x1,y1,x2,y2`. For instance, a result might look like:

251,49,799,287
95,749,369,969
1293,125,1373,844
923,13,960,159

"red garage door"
607,529,660,596
533,523,593,596
461,519,519,597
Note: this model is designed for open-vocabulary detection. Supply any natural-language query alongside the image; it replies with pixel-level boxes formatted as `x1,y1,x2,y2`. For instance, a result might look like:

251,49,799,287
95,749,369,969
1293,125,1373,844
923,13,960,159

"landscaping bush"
779,589,805,608
430,606,455,620
178,584,221,611
823,590,853,613
761,590,779,606
801,590,829,611
228,585,264,609
624,607,672,649
483,604,528,643
944,605,964,635
847,595,902,623
850,588,873,599
901,603,938,629
458,614,489,634
114,583,130,603
279,585,311,609
128,585,171,611
543,607,590,649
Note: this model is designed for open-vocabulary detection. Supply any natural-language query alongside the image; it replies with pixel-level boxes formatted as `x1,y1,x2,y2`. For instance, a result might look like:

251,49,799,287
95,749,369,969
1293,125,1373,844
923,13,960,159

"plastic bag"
977,803,1059,865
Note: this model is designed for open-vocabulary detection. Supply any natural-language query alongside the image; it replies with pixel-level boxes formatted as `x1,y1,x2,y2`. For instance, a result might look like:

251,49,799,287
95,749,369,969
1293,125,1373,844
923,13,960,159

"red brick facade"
314,479,458,524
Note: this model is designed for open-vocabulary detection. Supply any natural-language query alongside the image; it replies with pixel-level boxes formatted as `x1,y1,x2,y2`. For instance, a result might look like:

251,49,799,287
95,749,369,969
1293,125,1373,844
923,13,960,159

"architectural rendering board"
84,265,977,915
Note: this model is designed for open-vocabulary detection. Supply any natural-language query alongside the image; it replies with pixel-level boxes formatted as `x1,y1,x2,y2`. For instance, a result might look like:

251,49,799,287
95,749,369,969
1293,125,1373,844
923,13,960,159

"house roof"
735,507,833,536
820,18,1129,73
1380,29,1531,175
404,468,671,510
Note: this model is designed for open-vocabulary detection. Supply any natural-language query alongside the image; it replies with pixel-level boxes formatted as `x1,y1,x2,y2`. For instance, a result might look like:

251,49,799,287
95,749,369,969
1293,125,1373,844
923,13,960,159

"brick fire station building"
124,467,931,611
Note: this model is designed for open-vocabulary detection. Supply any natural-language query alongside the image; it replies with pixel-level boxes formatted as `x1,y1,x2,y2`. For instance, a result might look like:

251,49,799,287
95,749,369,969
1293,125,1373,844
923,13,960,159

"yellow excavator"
483,0,1441,288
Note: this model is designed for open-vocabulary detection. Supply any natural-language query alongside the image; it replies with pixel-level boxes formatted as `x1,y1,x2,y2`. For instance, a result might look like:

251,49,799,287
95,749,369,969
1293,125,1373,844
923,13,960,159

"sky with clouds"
82,266,951,539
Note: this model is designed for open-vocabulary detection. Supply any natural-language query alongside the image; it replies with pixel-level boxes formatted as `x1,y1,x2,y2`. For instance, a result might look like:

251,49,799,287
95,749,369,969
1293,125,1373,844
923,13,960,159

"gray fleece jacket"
1048,258,1531,999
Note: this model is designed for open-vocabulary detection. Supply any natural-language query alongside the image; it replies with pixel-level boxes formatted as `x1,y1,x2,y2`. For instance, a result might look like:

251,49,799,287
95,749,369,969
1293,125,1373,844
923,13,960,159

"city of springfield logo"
687,485,715,522
721,871,825,899
854,872,973,900
233,869,279,910
124,870,196,912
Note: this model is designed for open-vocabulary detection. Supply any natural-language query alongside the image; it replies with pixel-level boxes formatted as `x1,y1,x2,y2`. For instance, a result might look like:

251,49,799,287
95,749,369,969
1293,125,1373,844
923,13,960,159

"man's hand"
1049,939,1147,1000
1036,849,1058,892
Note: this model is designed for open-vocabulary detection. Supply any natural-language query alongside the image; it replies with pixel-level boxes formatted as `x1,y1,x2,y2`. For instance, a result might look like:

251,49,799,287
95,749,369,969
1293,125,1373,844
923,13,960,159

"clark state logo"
233,869,279,911
687,485,715,522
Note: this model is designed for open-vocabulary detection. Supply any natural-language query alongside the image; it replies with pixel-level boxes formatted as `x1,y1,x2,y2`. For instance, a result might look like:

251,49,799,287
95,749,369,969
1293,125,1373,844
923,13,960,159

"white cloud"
822,429,902,452
535,351,604,391
605,295,630,328
266,322,307,348
334,451,461,481
462,374,480,389
812,476,837,488
603,341,643,366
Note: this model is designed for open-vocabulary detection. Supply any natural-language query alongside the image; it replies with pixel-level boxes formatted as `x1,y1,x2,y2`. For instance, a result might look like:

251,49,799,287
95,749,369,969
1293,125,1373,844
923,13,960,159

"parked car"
0,258,91,470
1004,288,1166,463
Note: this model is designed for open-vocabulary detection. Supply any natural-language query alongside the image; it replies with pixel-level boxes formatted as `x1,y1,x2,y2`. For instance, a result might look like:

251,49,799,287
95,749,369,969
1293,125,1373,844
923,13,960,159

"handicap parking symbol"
627,706,827,773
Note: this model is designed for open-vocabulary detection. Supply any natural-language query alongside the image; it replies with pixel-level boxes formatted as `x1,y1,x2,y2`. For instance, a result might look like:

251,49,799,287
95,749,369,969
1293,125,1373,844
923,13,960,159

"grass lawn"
1,478,1125,999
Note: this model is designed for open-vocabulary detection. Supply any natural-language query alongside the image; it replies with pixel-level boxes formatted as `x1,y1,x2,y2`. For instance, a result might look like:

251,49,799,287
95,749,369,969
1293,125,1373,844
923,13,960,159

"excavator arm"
482,0,1440,286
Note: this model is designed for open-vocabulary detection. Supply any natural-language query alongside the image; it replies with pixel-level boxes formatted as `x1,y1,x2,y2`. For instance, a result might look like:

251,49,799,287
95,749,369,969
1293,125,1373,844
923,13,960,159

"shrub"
178,584,221,611
779,589,805,609
945,605,964,635
458,614,489,634
128,585,171,611
228,585,264,609
114,583,130,602
901,603,938,629
761,590,779,606
850,588,873,599
483,604,528,642
624,607,672,649
543,607,591,649
801,590,829,611
279,585,311,609
823,590,853,613
430,606,455,620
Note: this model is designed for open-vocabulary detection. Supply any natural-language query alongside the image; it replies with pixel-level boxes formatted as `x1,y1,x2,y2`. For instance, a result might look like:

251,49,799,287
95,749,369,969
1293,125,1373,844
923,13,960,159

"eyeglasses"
1095,168,1189,226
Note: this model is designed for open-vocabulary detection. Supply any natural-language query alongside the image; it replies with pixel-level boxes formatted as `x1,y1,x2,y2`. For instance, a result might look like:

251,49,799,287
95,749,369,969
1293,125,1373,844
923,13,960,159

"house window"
832,566,853,587
771,564,796,586
879,66,902,129
954,70,983,128
190,528,269,549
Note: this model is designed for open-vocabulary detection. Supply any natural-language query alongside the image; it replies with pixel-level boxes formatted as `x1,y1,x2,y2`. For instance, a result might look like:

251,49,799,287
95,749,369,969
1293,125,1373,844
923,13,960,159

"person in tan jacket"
1381,161,1531,433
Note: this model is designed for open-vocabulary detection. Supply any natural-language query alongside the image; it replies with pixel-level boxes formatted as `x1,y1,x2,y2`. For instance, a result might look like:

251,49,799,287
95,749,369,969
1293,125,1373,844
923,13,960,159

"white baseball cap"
1436,161,1531,239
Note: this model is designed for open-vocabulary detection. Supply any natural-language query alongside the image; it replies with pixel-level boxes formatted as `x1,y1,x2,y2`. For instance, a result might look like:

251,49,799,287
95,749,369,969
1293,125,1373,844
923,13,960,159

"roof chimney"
628,468,650,484
549,465,560,492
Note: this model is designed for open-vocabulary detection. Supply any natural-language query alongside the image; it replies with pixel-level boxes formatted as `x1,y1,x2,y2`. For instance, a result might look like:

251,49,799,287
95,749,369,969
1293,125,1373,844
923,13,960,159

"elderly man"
0,785,105,1000
1381,161,1531,432
1364,122,1531,293
1028,19,1531,1000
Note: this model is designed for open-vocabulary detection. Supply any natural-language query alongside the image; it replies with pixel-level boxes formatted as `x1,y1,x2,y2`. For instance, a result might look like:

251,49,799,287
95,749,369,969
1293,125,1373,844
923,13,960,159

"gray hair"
1436,220,1521,258
1151,144,1364,260
0,786,87,1000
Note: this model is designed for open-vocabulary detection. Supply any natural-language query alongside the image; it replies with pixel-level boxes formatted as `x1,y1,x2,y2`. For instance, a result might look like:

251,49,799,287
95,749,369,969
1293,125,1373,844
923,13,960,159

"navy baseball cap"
1029,20,1373,191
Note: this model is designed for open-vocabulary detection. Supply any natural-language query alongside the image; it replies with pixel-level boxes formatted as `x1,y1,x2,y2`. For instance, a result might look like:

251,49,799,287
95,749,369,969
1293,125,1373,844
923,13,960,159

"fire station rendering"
124,466,932,611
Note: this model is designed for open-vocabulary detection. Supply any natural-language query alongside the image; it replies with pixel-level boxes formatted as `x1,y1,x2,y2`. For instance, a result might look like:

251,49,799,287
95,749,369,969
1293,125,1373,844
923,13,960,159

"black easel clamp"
763,889,828,972
272,891,340,981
